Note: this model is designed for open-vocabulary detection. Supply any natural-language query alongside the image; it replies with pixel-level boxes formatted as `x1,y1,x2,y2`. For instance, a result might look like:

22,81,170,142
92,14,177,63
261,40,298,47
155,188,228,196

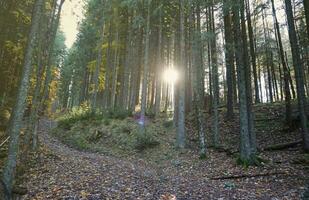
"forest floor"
15,103,309,200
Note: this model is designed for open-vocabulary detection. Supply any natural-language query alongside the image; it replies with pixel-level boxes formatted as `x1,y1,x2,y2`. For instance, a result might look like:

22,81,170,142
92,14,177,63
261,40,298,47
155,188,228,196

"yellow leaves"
5,40,24,55
87,60,97,72
10,8,31,25
80,190,90,198
4,40,25,64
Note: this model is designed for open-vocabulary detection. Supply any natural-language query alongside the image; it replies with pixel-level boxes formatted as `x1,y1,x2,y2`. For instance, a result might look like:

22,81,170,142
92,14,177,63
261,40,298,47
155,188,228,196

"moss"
199,153,207,160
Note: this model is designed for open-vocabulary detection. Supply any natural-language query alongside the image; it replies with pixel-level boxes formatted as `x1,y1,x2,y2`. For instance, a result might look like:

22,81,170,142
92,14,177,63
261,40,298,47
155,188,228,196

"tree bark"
176,0,186,148
284,0,309,152
140,0,151,129
223,0,234,118
270,0,291,122
1,0,44,198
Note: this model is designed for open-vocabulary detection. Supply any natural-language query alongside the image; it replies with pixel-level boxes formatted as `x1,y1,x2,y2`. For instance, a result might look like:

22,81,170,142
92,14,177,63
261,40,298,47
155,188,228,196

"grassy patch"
52,109,175,163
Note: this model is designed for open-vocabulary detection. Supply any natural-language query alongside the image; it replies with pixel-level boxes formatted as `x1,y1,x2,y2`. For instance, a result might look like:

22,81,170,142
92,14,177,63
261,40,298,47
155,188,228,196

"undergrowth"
52,107,173,158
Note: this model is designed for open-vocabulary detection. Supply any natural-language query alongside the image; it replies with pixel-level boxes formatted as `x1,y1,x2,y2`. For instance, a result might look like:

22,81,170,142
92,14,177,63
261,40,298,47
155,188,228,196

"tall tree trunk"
111,28,119,109
176,0,186,148
122,15,133,110
41,0,65,110
155,6,162,116
92,24,105,111
302,0,309,42
284,0,309,151
223,0,234,118
29,13,47,150
210,4,220,147
241,0,256,155
245,0,259,104
140,0,151,129
262,8,273,103
285,51,296,99
193,0,206,156
271,0,291,122
232,0,256,163
103,21,113,109
1,0,44,198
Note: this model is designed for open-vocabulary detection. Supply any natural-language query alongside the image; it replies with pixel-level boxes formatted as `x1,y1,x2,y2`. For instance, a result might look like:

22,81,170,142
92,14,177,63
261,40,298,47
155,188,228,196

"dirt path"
22,119,308,200
23,119,166,199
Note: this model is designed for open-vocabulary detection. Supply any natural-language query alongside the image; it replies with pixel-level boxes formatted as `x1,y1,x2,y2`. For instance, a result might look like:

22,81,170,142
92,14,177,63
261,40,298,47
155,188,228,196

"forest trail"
23,118,164,199
22,118,307,200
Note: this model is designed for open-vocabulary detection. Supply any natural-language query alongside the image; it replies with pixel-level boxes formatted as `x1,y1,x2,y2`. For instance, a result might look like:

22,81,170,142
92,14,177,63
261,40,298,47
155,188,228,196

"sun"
163,68,178,84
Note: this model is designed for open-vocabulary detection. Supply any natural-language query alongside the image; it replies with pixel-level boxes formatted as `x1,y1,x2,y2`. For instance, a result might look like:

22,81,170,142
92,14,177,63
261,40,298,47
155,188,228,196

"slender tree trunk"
176,0,186,148
41,0,65,110
232,0,256,163
111,21,119,109
223,1,234,118
92,24,105,111
284,0,309,151
210,4,220,147
193,0,206,156
140,0,151,129
245,0,259,104
122,15,133,110
302,0,309,42
241,0,256,155
285,51,296,99
1,0,44,198
103,22,113,109
271,0,292,122
155,7,162,115
262,8,273,103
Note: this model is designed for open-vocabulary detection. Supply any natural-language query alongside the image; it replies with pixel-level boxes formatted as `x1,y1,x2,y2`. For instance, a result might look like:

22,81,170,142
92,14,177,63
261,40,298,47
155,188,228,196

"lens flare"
163,68,178,84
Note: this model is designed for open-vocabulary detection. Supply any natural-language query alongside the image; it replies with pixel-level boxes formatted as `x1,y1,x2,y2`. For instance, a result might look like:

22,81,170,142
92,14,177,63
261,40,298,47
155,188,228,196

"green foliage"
146,109,156,119
57,106,103,130
199,152,207,160
163,120,173,128
103,118,111,126
133,130,160,151
52,112,175,156
105,108,132,120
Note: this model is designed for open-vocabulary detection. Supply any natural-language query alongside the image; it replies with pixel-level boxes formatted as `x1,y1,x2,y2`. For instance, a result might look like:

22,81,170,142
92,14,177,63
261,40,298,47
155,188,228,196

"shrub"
146,109,156,119
133,130,159,150
57,106,103,130
105,108,132,120
103,118,111,126
163,120,173,128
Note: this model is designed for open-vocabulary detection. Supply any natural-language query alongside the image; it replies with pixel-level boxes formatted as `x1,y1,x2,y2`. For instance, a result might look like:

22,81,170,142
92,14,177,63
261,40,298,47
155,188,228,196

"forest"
0,0,308,199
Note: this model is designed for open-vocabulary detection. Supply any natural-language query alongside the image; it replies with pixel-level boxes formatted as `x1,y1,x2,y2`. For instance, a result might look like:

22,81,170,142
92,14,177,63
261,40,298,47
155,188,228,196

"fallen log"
211,171,287,180
263,140,302,151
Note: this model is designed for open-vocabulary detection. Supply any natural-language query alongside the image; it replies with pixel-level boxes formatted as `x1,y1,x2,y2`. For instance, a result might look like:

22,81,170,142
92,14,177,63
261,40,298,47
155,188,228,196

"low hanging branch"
0,136,10,148
211,171,288,180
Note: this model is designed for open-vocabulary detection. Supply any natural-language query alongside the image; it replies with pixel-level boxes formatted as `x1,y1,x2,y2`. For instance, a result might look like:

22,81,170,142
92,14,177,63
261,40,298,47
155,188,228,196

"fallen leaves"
18,116,309,200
